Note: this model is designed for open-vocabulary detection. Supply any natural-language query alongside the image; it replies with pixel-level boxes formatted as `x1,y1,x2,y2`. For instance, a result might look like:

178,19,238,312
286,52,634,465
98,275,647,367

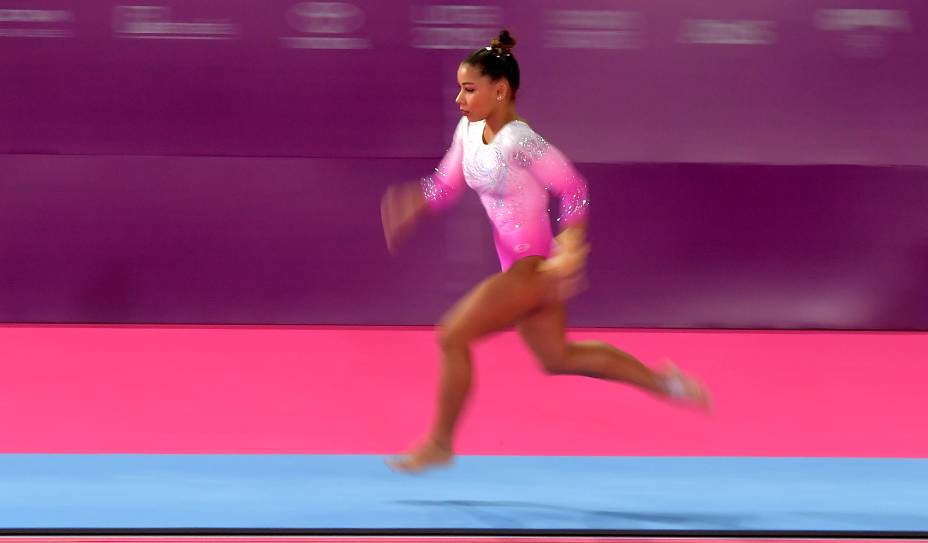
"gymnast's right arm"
381,119,466,254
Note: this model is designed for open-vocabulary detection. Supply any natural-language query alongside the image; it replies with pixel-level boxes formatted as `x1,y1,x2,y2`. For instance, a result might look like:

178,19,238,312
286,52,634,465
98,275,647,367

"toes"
385,456,420,473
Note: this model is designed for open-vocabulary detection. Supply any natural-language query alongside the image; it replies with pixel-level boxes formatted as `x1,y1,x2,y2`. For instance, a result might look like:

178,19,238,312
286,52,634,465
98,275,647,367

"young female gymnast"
381,30,709,473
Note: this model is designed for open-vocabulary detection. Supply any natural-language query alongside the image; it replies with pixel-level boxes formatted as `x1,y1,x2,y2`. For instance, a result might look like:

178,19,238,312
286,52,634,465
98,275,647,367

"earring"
497,96,503,102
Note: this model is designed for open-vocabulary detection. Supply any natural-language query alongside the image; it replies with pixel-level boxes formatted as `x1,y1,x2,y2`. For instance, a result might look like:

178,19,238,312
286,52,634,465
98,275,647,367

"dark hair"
463,30,520,100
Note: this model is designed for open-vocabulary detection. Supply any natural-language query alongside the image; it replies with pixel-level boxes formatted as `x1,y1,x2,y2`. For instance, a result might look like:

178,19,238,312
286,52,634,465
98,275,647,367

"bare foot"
386,439,455,474
660,361,712,413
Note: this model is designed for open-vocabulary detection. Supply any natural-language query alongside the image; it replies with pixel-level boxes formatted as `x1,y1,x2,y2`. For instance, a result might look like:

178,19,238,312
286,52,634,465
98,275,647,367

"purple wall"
2,156,927,329
1,1,927,328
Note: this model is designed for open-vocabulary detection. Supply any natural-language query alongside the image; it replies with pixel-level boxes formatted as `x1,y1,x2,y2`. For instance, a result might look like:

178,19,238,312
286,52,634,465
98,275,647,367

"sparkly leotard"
420,117,590,270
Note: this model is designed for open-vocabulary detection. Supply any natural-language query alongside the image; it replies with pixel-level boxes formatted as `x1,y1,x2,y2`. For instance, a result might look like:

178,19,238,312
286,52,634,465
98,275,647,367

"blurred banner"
1,1,925,164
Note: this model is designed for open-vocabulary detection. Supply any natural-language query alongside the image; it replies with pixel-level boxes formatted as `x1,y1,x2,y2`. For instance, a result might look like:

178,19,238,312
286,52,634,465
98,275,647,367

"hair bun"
490,29,516,55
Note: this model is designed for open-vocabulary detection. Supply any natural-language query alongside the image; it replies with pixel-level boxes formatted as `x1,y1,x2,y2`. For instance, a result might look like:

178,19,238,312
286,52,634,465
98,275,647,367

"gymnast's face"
455,62,507,123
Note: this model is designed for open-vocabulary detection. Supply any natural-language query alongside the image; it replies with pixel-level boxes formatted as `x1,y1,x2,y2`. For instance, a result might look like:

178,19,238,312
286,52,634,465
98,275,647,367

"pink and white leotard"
420,117,590,270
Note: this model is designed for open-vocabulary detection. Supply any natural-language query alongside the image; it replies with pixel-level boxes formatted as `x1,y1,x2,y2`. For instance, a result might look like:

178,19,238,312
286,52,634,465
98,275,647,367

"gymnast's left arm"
517,133,591,282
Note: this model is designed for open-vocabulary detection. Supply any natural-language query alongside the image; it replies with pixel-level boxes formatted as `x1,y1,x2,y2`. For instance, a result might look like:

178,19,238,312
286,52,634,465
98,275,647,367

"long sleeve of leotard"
419,117,467,213
510,129,590,227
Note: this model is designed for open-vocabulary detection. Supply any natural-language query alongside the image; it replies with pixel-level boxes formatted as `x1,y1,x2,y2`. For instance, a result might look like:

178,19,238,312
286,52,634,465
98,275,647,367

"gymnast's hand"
381,182,428,255
539,227,590,301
